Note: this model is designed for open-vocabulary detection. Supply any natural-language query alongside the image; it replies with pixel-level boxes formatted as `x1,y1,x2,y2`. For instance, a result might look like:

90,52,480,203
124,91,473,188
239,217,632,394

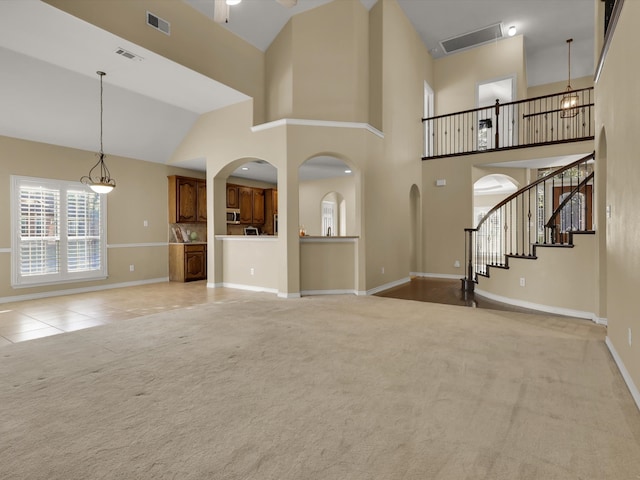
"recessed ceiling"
231,156,352,184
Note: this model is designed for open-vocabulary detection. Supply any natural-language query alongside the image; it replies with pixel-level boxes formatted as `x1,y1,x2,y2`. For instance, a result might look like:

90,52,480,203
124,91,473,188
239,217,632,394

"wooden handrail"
422,87,594,123
545,171,594,228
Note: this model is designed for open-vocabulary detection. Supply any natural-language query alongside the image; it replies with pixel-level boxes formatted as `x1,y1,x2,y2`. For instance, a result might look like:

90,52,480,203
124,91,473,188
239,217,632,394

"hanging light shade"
81,71,116,194
560,38,579,118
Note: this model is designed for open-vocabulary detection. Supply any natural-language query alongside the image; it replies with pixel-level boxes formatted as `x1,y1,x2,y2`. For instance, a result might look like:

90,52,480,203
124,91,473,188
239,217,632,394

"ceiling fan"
214,0,297,23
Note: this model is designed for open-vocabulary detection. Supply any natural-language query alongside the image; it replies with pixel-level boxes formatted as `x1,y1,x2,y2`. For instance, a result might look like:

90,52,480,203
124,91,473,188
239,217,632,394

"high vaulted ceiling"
0,0,595,178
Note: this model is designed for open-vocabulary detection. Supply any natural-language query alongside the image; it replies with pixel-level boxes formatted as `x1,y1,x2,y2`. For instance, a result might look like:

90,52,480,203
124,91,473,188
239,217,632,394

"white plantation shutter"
19,185,60,277
12,176,107,287
67,189,102,273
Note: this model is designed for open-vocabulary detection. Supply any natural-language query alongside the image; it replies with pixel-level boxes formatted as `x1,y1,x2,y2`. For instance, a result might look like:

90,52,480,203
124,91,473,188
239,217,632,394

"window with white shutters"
11,176,107,287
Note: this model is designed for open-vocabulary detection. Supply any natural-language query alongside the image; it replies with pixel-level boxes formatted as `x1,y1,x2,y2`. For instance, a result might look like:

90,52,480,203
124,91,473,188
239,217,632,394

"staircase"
463,151,595,290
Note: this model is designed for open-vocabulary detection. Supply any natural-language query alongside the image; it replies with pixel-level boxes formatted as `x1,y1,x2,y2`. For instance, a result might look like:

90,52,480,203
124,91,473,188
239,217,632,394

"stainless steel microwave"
226,209,240,224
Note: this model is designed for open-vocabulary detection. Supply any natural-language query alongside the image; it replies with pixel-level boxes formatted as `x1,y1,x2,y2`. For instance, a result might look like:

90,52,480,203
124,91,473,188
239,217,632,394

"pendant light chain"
80,70,116,193
99,71,104,156
567,38,573,90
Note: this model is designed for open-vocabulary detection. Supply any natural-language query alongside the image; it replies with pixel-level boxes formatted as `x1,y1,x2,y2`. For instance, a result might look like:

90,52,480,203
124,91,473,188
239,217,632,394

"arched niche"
298,155,356,237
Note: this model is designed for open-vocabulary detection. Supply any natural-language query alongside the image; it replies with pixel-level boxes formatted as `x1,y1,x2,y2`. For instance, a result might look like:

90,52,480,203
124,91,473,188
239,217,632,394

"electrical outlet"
143,220,148,227
454,260,461,268
381,267,385,274
629,328,632,347
250,267,255,276
519,277,526,287
129,264,135,272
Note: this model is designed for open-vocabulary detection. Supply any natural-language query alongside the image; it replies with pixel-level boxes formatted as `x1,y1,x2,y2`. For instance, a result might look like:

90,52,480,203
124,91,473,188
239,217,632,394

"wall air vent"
439,23,503,55
147,11,170,35
114,47,144,62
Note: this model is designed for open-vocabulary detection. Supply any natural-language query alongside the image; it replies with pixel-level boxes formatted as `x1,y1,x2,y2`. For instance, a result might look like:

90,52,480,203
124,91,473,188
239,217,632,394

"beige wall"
477,233,597,316
218,237,278,291
0,135,203,301
300,239,357,293
265,21,293,122
595,0,640,398
290,0,369,122
527,75,593,99
44,0,266,124
434,35,527,115
368,1,383,130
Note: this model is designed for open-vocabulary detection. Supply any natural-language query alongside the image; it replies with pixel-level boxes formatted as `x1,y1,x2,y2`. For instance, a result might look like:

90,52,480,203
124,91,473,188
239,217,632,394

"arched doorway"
473,174,519,227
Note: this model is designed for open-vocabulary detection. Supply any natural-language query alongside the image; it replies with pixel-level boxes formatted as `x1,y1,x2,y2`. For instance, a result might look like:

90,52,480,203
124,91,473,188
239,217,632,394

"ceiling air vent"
147,11,170,35
440,23,503,55
114,47,143,62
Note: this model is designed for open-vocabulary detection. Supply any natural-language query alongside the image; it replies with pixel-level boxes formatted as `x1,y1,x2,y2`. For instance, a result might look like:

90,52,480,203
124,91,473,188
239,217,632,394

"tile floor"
0,281,235,347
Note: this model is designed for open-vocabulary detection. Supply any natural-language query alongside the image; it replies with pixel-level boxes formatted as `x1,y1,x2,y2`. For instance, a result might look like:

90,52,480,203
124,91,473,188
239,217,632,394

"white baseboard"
0,277,169,304
300,289,357,296
219,283,279,295
475,288,601,323
277,292,301,299
606,336,640,412
366,277,411,296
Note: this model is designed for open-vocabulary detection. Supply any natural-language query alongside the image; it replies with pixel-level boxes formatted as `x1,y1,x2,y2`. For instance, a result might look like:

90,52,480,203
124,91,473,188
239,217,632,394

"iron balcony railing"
463,152,595,288
422,87,594,159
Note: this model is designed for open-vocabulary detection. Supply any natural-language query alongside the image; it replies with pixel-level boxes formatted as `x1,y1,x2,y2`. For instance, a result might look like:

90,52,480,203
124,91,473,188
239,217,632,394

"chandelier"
81,71,116,194
560,38,579,118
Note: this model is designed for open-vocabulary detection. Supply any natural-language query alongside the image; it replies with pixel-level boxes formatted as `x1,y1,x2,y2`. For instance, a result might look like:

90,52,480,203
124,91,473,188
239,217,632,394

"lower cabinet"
169,243,207,282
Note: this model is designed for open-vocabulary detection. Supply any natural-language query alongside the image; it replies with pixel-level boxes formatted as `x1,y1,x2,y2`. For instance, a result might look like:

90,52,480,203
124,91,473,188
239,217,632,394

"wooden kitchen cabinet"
197,180,207,222
263,188,278,235
169,243,207,282
252,188,265,224
168,175,206,224
239,186,253,224
238,187,265,224
226,184,239,209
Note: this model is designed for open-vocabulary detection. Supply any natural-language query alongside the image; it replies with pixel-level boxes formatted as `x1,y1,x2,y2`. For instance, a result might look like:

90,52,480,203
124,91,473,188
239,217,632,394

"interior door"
552,185,592,242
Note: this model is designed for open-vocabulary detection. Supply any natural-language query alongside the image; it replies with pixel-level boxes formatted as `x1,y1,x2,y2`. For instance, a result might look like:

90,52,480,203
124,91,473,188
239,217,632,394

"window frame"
10,175,108,288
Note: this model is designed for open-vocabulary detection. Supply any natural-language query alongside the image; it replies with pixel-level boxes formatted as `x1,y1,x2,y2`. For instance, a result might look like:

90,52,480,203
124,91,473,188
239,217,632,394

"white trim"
475,288,599,322
366,277,411,296
412,272,464,280
0,248,10,253
220,282,278,294
251,118,384,139
605,336,640,412
278,292,302,299
300,289,357,296
0,277,168,304
107,242,168,249
299,236,358,243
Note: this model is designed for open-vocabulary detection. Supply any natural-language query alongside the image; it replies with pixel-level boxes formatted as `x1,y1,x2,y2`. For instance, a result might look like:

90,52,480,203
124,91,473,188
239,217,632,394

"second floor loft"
422,87,594,160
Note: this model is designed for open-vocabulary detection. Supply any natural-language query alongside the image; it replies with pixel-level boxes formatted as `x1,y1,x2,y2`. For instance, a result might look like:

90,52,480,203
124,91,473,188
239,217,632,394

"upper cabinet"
168,175,206,224
226,184,239,209
237,185,265,225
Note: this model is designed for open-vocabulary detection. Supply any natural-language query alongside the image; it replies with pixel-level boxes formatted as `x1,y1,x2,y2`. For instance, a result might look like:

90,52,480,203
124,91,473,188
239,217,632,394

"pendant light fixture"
81,71,116,194
560,38,579,118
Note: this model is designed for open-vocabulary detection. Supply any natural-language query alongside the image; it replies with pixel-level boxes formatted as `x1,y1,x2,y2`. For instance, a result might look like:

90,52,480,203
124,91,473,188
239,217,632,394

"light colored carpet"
1,293,639,480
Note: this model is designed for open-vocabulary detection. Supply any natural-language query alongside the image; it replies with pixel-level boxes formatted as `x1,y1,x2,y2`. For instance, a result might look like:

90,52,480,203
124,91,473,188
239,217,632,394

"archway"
473,174,519,227
298,155,355,236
